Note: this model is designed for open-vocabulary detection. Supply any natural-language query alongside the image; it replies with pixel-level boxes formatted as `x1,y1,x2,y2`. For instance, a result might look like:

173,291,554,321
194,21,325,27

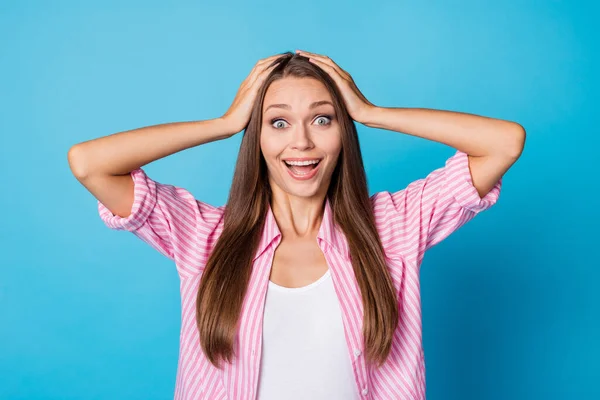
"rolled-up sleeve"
97,168,225,279
98,168,159,231
372,150,502,264
443,150,501,212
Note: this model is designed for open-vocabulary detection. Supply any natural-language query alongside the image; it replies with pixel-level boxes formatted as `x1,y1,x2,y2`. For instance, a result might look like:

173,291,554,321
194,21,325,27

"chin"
269,176,327,199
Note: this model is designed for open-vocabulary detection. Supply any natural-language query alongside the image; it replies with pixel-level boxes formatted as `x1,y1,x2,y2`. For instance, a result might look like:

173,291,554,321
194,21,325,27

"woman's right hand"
220,54,282,134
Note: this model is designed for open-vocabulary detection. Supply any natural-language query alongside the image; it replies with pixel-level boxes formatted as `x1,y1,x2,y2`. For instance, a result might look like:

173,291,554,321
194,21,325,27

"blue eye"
271,119,289,129
315,115,332,126
270,115,333,129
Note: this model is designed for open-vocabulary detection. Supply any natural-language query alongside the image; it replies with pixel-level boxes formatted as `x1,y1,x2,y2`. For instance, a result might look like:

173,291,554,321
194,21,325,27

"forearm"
68,117,233,178
360,106,525,158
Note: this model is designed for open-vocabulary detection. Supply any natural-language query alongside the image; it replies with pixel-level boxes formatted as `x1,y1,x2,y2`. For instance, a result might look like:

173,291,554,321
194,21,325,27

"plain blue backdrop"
1,0,597,399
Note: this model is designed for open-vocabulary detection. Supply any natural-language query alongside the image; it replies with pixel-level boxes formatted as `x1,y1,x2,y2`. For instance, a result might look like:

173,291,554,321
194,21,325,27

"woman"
68,50,525,400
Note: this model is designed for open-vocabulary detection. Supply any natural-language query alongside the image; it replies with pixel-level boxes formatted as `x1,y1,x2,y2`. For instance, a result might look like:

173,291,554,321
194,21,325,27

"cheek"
260,137,283,174
320,135,342,160
260,135,274,159
261,133,287,159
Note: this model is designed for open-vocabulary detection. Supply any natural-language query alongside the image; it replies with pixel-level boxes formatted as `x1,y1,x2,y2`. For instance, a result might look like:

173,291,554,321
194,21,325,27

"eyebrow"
263,100,334,113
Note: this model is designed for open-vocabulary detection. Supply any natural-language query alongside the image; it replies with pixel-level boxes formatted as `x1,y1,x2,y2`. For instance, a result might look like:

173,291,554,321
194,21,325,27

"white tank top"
256,268,361,399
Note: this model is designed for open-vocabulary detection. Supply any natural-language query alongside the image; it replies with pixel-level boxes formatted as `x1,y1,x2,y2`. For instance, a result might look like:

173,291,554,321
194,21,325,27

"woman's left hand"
296,50,376,124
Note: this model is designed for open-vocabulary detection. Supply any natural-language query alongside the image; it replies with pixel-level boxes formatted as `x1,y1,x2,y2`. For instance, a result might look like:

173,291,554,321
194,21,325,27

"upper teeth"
285,160,320,166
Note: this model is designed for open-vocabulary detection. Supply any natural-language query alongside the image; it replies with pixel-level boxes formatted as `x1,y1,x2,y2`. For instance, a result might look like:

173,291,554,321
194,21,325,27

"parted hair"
196,51,398,369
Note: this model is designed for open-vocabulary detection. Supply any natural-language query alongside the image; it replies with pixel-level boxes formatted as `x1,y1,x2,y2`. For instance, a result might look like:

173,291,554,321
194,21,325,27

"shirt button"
354,348,362,357
251,349,256,356
362,387,369,395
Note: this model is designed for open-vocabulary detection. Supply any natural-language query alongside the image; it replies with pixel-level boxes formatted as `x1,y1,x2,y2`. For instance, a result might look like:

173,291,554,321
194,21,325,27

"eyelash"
270,114,333,129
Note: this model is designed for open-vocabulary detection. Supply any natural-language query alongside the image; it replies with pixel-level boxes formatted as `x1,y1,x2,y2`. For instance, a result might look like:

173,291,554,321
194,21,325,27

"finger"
296,50,330,62
246,56,281,82
248,61,278,87
257,54,287,67
262,54,285,61
296,49,325,62
306,57,346,85
258,60,279,76
296,50,350,80
304,56,348,84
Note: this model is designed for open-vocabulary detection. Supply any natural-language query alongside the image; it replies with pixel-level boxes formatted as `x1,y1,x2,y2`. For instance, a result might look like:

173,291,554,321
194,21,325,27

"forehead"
263,77,332,109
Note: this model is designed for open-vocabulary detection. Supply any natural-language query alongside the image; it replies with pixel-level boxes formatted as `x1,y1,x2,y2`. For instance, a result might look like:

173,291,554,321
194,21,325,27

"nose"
290,124,314,151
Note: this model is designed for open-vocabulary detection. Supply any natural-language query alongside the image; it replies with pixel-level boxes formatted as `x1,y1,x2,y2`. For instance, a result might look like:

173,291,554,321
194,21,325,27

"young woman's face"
260,77,342,200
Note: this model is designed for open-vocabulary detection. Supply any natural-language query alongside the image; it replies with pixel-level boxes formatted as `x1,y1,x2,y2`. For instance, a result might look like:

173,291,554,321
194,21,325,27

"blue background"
1,0,597,399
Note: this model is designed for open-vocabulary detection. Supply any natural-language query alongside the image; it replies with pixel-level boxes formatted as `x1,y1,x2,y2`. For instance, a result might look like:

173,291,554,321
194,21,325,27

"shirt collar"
252,197,350,261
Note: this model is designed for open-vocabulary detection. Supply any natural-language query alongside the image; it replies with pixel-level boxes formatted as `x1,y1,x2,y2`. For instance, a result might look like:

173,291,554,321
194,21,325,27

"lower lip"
283,161,322,181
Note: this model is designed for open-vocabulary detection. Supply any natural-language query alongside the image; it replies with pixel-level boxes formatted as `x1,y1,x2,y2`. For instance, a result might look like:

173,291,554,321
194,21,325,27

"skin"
70,50,524,287
295,49,525,199
260,76,342,287
258,50,524,287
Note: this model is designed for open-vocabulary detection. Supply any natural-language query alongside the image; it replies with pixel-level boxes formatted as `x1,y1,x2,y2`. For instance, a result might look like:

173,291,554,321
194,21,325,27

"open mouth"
282,159,322,179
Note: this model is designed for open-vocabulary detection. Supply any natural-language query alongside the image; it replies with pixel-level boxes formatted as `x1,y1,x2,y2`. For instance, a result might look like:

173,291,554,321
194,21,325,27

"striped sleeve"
97,168,225,279
372,150,502,264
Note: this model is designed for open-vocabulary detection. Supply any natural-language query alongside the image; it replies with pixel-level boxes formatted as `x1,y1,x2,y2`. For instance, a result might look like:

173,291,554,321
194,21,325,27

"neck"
270,193,326,240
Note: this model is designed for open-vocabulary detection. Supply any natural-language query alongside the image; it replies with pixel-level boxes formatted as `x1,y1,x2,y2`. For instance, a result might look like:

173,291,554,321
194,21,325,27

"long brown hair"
196,51,398,369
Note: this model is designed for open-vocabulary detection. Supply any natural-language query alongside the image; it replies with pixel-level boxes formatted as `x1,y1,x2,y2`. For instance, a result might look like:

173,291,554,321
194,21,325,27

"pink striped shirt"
98,149,502,399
